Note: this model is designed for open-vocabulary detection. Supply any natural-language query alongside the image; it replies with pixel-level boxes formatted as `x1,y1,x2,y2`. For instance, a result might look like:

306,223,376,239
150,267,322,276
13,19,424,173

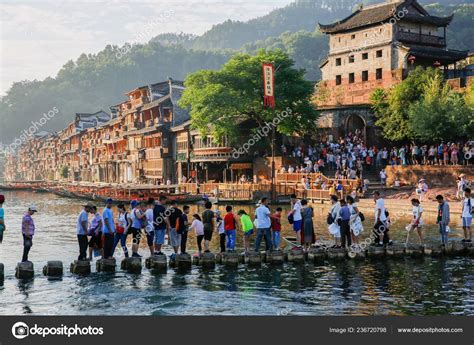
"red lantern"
433,61,441,67
408,55,416,65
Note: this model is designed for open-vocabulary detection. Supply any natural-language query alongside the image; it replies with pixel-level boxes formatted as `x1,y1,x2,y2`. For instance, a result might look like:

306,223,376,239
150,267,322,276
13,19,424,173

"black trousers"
197,235,204,252
340,220,352,248
180,231,188,253
219,233,226,253
373,221,390,244
22,234,33,262
77,234,88,260
103,233,114,258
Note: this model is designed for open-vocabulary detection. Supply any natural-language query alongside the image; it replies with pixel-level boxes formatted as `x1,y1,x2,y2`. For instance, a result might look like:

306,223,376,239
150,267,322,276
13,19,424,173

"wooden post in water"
70,260,91,275
42,261,63,276
15,262,34,279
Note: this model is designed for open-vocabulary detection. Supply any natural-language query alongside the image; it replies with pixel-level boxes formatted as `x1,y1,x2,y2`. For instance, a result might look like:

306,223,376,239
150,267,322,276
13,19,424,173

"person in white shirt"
379,169,386,186
406,198,424,246
416,179,428,202
254,198,272,251
189,214,205,255
461,187,473,242
288,165,294,174
328,195,341,248
373,190,390,246
289,194,303,244
144,198,155,256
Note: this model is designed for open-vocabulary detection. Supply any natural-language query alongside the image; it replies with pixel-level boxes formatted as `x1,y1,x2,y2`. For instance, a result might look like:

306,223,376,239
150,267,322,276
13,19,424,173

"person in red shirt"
224,205,238,251
271,207,282,250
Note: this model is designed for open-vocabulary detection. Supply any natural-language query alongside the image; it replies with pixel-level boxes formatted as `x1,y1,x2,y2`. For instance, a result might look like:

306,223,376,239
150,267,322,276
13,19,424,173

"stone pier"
367,245,385,259
328,247,346,261
222,252,240,268
42,261,63,276
287,248,305,263
266,250,284,265
405,244,424,258
200,252,216,269
386,244,405,259
70,260,91,275
121,257,142,274
16,262,34,279
175,253,192,270
96,258,116,273
245,251,262,266
308,247,326,263
146,255,167,273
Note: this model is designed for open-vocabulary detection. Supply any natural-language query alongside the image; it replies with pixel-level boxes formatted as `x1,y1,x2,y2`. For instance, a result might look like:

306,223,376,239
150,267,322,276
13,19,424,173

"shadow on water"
17,279,34,314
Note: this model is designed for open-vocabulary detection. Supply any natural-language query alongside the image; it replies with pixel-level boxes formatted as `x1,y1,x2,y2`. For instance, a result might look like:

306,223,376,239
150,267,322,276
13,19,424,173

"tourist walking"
21,205,37,262
112,203,130,257
102,198,116,259
346,195,363,244
289,194,302,245
415,179,428,202
215,209,225,253
202,201,215,253
190,214,204,255
145,198,155,256
373,191,390,246
224,205,238,251
153,195,169,256
168,200,184,255
129,200,146,257
237,210,253,253
338,199,351,248
88,206,103,260
328,195,341,248
405,198,424,246
77,203,92,260
301,199,314,251
255,197,272,252
0,195,5,244
461,187,473,242
181,205,190,254
270,207,282,250
436,195,450,247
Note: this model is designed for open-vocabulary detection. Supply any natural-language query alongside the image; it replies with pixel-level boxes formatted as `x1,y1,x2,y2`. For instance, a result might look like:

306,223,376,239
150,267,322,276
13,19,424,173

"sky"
0,0,294,95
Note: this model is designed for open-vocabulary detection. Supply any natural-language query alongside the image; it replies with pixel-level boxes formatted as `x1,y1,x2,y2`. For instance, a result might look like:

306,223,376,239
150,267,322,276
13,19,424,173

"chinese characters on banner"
262,63,275,108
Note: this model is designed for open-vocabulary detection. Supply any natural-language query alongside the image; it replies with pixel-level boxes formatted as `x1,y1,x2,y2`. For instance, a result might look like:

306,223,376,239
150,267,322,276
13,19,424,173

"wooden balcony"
397,31,446,47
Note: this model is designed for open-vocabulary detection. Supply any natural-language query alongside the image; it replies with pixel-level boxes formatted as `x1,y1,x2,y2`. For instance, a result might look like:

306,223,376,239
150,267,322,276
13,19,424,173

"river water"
0,191,472,316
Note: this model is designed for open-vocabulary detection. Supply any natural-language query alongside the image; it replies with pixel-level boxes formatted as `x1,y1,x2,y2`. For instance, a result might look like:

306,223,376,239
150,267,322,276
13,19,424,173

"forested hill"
0,0,472,143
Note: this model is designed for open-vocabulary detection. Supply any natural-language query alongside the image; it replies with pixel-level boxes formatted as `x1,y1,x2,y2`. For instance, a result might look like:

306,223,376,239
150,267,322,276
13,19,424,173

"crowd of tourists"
280,132,473,176
0,185,471,262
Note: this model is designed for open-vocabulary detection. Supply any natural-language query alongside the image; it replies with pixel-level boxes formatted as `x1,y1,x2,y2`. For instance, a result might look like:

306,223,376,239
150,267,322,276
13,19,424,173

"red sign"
262,63,275,108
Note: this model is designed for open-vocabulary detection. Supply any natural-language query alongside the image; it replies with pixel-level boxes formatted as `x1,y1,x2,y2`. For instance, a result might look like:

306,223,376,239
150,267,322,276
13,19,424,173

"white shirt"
255,205,271,228
412,205,423,224
76,210,89,235
190,219,204,235
462,197,474,218
375,198,387,222
145,208,154,232
292,200,302,221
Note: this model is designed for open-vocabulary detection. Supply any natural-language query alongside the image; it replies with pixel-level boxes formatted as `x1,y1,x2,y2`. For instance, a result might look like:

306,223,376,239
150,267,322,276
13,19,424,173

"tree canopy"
179,50,318,144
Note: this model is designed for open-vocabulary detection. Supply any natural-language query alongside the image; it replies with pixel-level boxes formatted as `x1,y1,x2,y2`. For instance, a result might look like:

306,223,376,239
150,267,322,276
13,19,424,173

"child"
189,214,204,255
271,207,282,250
0,194,5,244
406,198,424,246
224,205,237,251
237,210,253,253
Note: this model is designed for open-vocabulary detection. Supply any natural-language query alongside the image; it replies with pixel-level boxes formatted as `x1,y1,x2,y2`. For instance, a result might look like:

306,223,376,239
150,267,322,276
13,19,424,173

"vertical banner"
262,63,275,108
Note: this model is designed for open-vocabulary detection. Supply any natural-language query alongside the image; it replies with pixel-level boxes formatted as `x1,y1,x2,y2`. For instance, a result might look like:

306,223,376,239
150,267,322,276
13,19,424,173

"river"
0,191,472,315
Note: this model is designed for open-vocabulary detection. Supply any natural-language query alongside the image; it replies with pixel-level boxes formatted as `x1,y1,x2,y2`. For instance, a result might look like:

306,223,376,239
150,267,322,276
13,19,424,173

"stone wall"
385,165,474,187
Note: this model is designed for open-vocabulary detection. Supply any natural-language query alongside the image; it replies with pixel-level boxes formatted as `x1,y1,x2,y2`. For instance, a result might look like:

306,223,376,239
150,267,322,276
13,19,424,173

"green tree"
408,74,473,142
59,166,69,179
371,67,442,141
179,49,318,144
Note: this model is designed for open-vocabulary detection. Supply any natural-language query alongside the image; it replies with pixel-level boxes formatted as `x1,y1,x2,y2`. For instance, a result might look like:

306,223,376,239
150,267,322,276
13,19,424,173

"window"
349,55,355,63
362,70,368,82
349,73,355,84
351,34,355,39
335,58,341,66
362,53,368,60
376,50,383,58
338,37,341,43
376,68,383,80
336,75,342,85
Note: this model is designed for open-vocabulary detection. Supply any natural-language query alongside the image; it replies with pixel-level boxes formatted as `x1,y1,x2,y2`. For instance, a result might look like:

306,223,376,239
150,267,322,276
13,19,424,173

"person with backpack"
168,200,184,256
88,206,103,260
144,198,156,257
237,210,253,253
102,198,116,259
152,195,169,256
129,200,146,257
112,203,130,257
338,199,351,249
202,201,216,253
224,205,238,251
461,187,473,242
